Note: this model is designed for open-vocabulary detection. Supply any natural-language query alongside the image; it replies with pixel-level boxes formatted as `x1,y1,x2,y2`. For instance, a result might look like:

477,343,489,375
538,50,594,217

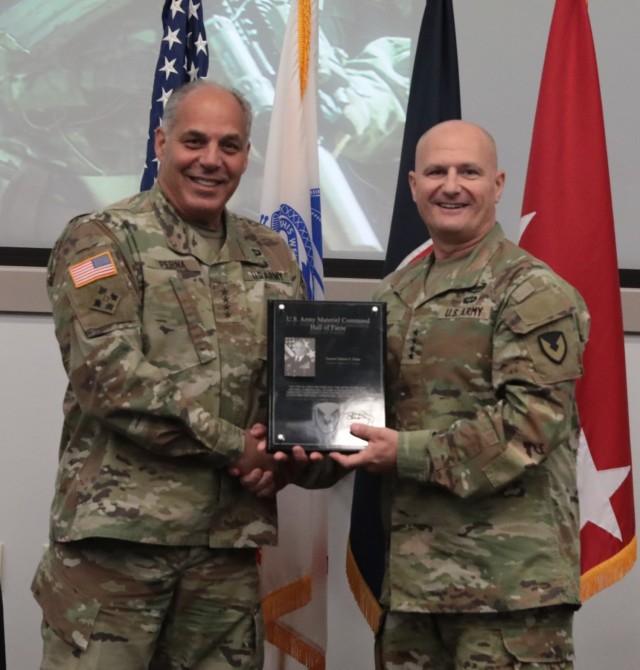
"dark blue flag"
383,0,461,274
140,0,209,191
347,0,461,632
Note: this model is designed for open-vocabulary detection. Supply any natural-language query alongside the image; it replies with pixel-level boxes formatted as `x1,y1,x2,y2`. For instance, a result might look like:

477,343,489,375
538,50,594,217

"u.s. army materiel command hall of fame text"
267,300,386,453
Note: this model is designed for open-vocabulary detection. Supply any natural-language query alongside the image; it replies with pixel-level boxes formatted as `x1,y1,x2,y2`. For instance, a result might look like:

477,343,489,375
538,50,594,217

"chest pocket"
143,259,216,373
210,276,260,350
211,268,296,359
170,275,217,365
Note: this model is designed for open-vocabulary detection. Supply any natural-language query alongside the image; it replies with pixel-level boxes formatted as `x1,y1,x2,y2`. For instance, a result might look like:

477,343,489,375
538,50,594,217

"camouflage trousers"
375,607,575,670
32,539,263,670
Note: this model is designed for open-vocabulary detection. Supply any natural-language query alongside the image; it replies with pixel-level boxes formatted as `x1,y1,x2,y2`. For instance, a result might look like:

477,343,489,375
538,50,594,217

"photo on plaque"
284,337,316,378
267,300,386,453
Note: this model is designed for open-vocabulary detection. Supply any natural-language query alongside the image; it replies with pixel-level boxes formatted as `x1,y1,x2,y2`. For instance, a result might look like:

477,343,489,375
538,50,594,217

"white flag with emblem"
259,0,323,301
258,1,327,668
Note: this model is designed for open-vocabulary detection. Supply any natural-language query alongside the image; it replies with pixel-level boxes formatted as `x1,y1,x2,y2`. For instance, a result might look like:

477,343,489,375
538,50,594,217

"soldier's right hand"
232,430,276,476
228,430,280,498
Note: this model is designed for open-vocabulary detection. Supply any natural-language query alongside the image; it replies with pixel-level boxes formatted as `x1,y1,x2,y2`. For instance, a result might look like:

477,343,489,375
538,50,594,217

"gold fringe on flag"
298,0,310,97
262,573,326,668
345,542,382,632
264,621,325,670
262,573,312,622
580,535,637,601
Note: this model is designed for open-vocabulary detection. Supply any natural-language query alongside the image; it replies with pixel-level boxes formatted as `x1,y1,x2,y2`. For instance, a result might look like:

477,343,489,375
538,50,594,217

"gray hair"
161,80,253,139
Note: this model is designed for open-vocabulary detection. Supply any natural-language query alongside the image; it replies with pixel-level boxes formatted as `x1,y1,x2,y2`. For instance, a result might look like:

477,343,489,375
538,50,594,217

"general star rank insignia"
90,285,122,315
538,331,567,364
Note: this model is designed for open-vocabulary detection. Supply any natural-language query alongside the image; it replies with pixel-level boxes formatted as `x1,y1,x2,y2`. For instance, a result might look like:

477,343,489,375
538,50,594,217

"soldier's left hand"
229,425,322,494
263,443,325,486
328,423,398,473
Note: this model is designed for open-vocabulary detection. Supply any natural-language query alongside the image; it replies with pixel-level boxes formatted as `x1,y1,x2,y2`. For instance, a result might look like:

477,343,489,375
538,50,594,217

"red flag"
520,0,636,600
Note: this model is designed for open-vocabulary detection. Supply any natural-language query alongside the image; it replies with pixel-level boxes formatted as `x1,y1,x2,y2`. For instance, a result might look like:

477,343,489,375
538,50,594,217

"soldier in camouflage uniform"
330,120,590,669
31,80,312,669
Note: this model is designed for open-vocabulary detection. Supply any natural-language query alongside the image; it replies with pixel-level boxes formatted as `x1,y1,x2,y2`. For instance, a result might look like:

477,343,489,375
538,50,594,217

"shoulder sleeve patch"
538,330,567,364
66,252,137,337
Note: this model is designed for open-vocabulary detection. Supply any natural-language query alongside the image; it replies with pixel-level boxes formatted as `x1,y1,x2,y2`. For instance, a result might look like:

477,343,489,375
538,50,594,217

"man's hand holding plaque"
267,300,386,453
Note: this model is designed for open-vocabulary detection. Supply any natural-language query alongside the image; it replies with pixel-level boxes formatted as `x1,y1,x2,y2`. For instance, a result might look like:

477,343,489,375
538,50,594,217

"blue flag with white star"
140,0,209,191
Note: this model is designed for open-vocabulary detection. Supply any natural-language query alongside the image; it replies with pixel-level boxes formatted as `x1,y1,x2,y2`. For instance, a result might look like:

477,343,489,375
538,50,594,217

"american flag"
140,0,209,191
68,252,118,288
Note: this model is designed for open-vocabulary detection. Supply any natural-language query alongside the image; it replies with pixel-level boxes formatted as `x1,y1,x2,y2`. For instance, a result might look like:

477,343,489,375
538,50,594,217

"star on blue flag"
140,0,209,191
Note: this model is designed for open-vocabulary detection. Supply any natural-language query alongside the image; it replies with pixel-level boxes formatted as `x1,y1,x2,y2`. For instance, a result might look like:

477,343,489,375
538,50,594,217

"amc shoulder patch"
69,251,118,288
538,331,567,364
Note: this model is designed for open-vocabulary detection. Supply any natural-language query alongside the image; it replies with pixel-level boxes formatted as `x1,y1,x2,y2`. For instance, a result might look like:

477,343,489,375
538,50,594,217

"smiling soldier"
329,120,591,669
31,81,312,670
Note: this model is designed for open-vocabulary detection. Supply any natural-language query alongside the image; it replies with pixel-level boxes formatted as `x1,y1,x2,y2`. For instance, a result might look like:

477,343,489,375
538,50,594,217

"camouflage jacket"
375,224,590,613
46,185,306,548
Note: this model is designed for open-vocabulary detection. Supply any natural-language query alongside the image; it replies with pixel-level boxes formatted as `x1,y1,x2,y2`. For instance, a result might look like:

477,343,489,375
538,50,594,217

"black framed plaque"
267,300,386,453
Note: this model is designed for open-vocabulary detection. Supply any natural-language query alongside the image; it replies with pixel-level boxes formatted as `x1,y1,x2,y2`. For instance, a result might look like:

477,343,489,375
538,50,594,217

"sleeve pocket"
503,285,584,384
67,264,138,338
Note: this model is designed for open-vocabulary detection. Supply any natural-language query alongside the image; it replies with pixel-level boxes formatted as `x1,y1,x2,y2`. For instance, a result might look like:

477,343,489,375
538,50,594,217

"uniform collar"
150,184,266,266
388,223,506,305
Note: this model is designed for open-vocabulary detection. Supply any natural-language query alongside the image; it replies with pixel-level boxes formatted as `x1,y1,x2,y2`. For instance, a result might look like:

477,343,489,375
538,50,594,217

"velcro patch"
68,251,118,288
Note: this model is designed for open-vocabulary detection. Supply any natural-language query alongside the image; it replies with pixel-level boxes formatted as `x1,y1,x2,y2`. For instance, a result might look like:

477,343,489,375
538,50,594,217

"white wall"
0,312,638,670
0,314,64,670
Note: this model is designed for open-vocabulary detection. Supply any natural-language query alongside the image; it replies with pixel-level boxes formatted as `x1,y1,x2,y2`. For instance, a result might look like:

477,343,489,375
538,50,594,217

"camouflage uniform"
32,184,306,668
374,224,589,668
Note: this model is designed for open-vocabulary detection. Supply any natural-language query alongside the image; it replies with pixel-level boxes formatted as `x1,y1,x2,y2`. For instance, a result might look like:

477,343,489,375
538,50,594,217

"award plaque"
267,299,386,453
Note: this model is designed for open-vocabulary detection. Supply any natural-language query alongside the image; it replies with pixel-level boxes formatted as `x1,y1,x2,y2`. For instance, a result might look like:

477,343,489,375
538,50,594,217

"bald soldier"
329,120,590,669
31,80,313,669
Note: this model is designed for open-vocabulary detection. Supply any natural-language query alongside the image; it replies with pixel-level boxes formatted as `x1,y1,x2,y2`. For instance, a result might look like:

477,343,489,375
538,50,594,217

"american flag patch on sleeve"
68,251,118,288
